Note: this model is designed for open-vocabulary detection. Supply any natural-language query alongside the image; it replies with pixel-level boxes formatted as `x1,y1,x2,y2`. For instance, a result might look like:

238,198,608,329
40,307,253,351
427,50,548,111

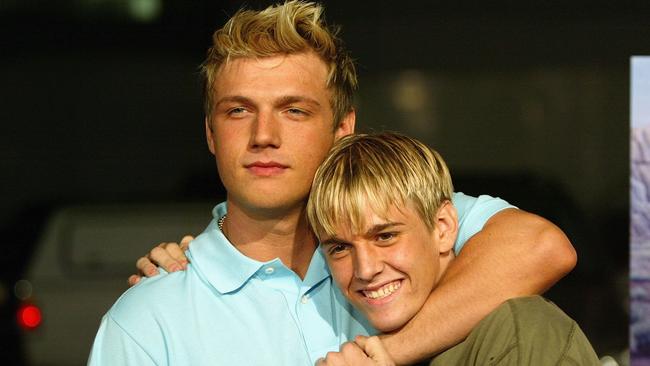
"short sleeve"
452,192,516,254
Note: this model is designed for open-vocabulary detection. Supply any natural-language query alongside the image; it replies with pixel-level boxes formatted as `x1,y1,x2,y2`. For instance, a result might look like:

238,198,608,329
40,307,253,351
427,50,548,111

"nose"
249,110,281,149
353,245,383,282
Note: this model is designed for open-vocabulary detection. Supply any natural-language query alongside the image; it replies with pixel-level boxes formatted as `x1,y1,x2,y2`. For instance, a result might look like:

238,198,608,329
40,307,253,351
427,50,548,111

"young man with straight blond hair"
307,132,599,365
90,2,577,364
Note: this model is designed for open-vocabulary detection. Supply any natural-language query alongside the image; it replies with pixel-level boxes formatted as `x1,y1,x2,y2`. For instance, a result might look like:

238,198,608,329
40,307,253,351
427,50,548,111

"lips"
245,161,288,176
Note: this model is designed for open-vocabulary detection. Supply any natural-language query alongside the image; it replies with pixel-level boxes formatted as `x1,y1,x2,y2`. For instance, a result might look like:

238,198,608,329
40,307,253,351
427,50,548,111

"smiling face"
306,132,457,332
322,201,457,332
205,52,355,215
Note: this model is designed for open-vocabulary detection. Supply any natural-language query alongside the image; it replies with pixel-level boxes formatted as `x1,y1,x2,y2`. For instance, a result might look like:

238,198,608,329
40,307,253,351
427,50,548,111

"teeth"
363,281,401,299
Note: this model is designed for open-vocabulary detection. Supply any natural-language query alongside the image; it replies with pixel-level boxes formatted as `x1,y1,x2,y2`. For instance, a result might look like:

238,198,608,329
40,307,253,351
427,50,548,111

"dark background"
2,0,646,364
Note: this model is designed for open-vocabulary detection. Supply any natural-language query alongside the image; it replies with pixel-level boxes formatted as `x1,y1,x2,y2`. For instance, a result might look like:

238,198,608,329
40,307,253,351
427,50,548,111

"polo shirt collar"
303,246,331,289
188,203,263,293
188,202,332,294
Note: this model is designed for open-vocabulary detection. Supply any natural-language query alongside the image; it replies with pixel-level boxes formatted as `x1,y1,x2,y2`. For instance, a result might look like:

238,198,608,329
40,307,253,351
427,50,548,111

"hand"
315,336,395,366
355,336,395,366
127,235,194,286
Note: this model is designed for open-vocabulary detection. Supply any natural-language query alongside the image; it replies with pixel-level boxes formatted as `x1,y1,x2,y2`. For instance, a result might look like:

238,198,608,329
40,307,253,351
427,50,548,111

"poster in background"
631,56,650,365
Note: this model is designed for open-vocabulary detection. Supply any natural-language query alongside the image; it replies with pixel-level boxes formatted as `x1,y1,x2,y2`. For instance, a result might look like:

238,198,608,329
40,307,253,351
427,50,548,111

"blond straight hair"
201,1,357,127
307,132,454,239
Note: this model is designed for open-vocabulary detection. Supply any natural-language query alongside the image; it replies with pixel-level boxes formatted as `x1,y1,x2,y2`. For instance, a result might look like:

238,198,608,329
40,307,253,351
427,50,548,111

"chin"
238,192,305,212
369,314,410,333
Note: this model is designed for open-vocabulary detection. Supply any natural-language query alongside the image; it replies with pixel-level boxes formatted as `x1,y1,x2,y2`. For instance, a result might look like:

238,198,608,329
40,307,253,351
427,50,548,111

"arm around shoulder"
487,208,577,290
381,208,577,365
445,208,576,302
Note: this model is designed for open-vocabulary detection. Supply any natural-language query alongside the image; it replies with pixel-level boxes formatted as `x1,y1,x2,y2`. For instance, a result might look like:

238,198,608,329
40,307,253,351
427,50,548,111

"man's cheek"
330,265,351,289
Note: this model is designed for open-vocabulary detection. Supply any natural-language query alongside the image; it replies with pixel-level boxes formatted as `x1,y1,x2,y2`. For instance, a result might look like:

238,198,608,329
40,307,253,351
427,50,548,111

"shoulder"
452,192,515,219
107,269,198,329
91,273,197,364
110,230,224,324
452,192,516,253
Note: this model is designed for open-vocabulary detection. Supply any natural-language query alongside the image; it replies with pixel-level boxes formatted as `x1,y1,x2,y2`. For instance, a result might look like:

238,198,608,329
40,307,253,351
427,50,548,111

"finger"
354,335,368,348
136,256,160,277
179,235,194,251
127,274,141,287
358,336,394,366
176,236,194,268
340,341,361,354
339,341,371,364
161,242,190,269
322,351,344,365
149,245,184,272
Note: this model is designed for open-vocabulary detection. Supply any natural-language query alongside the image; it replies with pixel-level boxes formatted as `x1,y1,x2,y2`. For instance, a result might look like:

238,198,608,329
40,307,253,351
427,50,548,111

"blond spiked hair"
307,132,454,239
201,1,357,127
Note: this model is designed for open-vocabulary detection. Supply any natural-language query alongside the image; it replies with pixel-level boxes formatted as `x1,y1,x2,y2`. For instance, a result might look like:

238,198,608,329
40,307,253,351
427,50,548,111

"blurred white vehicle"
19,202,214,366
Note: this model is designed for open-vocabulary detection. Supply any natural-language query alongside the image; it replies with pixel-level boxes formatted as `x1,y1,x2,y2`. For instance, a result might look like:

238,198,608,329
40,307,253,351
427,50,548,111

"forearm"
381,208,577,365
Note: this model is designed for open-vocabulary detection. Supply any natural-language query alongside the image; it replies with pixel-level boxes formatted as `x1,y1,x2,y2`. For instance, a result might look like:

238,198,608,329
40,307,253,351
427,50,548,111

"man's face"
321,202,456,332
205,52,354,214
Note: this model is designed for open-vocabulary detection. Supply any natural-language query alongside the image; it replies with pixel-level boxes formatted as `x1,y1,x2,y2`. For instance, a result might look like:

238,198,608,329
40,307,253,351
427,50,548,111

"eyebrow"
320,222,405,246
365,222,404,236
320,238,347,247
274,95,322,109
214,95,322,109
214,95,254,108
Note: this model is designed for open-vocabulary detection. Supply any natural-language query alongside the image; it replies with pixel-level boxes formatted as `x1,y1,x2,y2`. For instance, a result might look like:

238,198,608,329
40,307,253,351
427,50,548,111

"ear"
205,117,216,156
435,201,458,254
334,109,356,140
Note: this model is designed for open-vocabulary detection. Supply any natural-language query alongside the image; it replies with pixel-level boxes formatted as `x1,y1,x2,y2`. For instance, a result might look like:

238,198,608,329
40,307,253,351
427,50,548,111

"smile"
362,280,401,300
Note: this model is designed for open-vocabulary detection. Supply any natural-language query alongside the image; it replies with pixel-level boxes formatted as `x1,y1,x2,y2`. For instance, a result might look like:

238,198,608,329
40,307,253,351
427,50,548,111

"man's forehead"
332,200,424,235
211,53,332,101
332,209,394,237
216,52,329,77
219,55,288,72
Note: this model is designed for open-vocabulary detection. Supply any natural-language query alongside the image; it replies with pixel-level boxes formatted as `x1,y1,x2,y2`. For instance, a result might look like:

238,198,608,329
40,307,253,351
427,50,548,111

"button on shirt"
88,193,513,365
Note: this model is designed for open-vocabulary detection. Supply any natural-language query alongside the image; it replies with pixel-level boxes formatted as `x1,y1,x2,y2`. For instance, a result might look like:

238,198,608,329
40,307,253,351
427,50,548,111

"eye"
328,243,350,257
286,107,309,117
227,107,248,117
376,232,396,242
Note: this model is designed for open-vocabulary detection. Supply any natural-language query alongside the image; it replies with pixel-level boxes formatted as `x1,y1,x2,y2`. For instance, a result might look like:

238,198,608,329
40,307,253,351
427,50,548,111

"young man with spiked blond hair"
90,1,577,364
307,132,599,365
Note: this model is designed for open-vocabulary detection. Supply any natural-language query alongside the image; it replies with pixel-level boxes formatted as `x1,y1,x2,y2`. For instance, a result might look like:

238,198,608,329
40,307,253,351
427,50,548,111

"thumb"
179,235,195,250
181,235,194,245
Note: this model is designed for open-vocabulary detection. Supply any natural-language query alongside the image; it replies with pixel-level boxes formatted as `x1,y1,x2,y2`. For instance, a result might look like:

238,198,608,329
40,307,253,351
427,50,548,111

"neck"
222,200,317,279
436,251,456,284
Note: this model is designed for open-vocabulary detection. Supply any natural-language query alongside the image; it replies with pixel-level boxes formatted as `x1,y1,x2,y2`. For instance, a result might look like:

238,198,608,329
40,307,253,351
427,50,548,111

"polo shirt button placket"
300,294,309,304
265,267,275,275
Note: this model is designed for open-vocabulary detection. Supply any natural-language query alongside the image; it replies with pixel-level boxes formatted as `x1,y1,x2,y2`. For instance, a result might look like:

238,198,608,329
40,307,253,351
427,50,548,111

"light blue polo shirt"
88,193,512,365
